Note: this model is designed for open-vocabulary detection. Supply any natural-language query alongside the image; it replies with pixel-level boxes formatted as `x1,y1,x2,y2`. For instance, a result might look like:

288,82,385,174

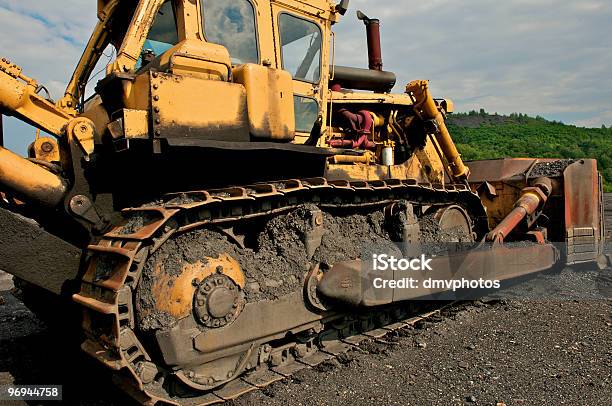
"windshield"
201,0,259,65
137,1,179,68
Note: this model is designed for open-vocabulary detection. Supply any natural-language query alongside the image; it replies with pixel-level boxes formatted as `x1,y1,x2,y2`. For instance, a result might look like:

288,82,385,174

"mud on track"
0,195,610,405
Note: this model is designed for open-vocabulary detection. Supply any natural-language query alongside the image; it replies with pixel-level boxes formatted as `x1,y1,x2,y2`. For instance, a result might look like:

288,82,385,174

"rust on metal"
487,177,552,243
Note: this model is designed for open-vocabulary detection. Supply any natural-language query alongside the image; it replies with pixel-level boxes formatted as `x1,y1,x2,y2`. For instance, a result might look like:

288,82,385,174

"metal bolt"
152,72,158,78
153,84,159,90
41,142,54,153
154,107,160,113
155,118,161,124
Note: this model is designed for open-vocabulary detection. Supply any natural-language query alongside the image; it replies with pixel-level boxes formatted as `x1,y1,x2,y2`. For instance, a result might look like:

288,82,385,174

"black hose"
27,158,62,174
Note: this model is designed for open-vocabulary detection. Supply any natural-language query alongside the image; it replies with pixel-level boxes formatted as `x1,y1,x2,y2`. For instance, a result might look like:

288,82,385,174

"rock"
467,344,476,350
458,362,469,369
466,395,477,403
417,342,427,349
264,279,283,288
246,282,261,294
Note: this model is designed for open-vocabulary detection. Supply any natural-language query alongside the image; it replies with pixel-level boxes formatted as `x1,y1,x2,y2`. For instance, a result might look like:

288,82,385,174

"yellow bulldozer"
0,0,606,404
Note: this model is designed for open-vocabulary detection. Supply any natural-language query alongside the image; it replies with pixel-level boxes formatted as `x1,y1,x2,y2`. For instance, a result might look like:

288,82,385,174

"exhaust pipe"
357,11,383,71
0,145,68,207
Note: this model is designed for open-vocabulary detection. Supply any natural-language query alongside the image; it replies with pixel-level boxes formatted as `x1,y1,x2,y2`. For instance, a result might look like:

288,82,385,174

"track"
74,177,485,405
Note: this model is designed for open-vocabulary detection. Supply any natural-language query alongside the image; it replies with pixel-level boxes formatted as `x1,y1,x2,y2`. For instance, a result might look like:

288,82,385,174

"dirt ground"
0,196,610,405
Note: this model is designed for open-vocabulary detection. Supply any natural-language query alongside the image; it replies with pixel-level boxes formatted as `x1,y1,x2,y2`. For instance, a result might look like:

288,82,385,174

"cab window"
294,96,319,133
279,14,322,84
201,0,259,65
137,1,179,68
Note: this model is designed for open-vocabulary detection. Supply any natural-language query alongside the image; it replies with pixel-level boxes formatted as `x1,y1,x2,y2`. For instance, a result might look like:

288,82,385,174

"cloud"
0,0,610,155
334,0,612,127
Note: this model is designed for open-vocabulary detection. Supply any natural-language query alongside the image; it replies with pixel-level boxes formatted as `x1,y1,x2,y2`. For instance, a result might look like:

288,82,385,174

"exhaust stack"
357,11,383,71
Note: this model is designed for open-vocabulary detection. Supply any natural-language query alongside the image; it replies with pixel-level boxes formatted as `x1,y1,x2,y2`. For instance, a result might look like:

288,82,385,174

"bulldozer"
0,0,606,404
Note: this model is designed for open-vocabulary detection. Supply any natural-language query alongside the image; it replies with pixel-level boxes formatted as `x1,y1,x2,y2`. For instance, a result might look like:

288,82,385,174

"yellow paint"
67,118,96,156
159,39,233,81
233,64,295,141
151,254,245,320
406,80,470,181
0,146,67,207
0,60,71,137
153,73,250,141
28,137,60,162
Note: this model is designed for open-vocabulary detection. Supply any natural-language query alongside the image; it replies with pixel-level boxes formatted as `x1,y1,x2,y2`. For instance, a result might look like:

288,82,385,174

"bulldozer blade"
318,243,560,307
0,206,82,295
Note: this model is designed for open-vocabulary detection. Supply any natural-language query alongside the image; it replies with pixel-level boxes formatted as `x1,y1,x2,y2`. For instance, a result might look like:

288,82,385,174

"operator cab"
80,0,335,146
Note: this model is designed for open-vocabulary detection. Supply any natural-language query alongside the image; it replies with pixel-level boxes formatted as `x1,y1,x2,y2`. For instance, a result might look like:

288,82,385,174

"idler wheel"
431,205,475,242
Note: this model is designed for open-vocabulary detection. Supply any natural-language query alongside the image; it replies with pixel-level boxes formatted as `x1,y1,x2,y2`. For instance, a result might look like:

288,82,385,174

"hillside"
447,111,612,192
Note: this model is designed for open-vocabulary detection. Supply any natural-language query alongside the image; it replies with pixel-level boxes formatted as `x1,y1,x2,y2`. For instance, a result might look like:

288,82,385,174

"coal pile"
529,159,574,178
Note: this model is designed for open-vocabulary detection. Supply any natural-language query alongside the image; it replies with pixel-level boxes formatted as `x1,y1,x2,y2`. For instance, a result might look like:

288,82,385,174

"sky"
0,0,611,155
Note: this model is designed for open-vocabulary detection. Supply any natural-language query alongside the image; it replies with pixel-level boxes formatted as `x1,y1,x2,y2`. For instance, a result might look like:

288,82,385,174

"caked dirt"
136,205,403,331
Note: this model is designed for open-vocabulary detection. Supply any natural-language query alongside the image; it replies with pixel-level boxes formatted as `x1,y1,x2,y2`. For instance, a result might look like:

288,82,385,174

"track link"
73,177,486,405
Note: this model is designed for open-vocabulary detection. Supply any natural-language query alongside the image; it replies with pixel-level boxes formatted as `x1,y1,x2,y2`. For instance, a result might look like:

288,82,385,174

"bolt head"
41,142,54,153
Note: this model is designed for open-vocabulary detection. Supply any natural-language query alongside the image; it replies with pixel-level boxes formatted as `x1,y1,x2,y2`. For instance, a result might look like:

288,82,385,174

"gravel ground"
0,195,610,405
235,299,612,406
